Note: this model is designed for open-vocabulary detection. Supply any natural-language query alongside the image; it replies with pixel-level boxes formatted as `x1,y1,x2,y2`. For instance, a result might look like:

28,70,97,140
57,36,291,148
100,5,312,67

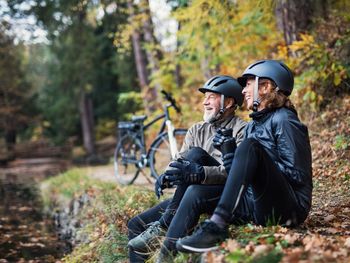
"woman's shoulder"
271,107,309,133
272,107,299,122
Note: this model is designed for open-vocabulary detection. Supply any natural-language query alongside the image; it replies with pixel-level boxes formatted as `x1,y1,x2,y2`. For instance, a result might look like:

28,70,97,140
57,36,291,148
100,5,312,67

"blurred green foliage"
278,10,350,112
2,0,350,148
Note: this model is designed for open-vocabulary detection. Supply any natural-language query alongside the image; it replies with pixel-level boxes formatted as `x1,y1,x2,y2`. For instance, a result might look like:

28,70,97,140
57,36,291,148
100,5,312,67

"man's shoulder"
227,116,247,128
189,121,209,130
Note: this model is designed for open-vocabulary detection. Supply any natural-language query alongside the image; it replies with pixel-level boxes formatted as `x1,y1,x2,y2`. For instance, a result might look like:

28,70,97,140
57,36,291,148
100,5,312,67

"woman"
176,60,313,253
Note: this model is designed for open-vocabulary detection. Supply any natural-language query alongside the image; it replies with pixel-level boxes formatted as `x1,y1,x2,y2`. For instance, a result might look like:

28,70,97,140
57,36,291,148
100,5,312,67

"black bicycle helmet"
237,60,294,95
199,75,244,106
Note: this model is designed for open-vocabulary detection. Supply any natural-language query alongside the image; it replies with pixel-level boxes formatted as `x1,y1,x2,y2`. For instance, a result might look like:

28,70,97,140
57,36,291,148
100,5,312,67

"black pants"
214,138,307,226
127,147,220,262
128,140,307,262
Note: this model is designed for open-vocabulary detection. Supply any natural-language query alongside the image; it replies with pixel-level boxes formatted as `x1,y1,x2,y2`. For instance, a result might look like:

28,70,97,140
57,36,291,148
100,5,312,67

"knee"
127,216,144,239
236,138,261,155
127,216,138,230
185,185,202,197
182,185,207,206
183,147,208,163
183,147,219,166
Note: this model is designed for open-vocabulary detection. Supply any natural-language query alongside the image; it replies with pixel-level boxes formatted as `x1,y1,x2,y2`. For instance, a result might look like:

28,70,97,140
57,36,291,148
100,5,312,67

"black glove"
166,159,205,185
154,172,177,199
213,128,237,155
222,152,235,173
213,128,237,173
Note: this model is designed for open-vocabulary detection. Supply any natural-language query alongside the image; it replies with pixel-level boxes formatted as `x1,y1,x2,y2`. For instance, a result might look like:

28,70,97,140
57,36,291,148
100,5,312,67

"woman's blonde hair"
259,79,296,111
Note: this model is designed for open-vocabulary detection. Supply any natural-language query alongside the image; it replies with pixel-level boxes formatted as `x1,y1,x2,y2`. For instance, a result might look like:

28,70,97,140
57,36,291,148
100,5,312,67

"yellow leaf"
334,73,342,86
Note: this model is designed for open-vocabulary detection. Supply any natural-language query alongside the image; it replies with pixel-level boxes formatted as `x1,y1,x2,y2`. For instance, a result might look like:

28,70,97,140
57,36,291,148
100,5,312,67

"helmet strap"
219,94,225,114
253,76,260,112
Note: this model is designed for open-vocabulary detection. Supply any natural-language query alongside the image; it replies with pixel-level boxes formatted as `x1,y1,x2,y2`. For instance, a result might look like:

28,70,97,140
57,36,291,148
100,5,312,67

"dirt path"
85,164,156,191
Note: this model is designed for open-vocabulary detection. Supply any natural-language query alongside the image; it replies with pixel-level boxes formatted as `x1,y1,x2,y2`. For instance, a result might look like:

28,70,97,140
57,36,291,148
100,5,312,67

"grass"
40,167,159,262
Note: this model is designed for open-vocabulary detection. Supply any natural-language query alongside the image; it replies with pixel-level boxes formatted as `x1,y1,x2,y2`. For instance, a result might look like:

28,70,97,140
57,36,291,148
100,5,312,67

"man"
127,75,246,262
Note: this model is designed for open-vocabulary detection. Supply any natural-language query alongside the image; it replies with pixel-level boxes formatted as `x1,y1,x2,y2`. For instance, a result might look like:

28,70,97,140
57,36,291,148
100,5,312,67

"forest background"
1,0,350,262
1,0,349,158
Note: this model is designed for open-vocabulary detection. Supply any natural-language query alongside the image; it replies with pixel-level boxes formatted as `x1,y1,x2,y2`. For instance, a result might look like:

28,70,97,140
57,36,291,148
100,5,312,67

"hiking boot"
176,220,228,253
128,221,166,252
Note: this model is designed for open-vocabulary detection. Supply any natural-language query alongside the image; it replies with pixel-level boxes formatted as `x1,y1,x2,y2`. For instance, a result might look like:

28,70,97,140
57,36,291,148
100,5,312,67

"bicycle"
114,90,187,185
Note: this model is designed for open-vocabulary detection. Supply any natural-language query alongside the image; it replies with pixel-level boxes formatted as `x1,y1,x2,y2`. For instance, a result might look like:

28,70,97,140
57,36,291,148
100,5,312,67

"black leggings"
214,138,306,226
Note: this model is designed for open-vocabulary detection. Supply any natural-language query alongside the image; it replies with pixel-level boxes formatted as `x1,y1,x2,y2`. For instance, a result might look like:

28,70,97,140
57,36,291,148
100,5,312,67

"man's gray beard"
203,110,218,123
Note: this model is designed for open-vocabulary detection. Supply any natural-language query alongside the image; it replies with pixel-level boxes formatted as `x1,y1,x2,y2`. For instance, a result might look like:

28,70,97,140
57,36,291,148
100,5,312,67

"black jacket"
244,107,313,213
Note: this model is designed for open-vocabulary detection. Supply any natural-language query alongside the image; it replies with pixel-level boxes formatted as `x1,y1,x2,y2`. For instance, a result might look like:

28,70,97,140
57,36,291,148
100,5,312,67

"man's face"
202,91,221,122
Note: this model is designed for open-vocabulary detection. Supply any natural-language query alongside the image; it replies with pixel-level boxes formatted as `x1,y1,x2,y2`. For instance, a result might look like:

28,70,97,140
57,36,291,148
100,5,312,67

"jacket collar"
249,107,275,121
212,115,235,129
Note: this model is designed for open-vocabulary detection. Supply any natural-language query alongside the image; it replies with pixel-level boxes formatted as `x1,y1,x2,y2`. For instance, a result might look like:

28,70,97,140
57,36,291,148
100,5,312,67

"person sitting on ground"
127,75,246,262
176,59,313,253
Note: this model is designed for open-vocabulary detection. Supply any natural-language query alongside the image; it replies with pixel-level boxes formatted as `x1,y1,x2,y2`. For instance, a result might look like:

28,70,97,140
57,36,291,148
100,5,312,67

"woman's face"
242,78,256,110
242,78,270,111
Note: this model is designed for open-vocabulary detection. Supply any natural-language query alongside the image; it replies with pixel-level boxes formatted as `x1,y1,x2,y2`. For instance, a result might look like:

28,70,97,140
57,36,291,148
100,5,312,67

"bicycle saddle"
131,115,147,122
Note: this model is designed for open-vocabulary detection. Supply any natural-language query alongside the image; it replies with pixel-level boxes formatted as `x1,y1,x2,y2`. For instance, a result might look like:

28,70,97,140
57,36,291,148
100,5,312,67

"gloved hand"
166,158,205,185
154,172,177,199
213,128,237,173
213,128,237,155
222,152,235,173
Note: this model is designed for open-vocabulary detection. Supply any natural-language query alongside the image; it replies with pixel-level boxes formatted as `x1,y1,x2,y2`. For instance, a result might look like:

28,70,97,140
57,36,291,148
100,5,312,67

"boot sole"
176,243,219,253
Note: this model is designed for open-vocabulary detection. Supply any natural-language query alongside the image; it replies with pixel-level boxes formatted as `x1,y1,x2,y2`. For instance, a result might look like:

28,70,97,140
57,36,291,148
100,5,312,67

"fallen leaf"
326,227,339,234
324,214,336,222
303,235,323,251
281,247,303,263
244,241,255,254
225,239,240,252
252,244,273,257
284,233,300,244
345,237,350,248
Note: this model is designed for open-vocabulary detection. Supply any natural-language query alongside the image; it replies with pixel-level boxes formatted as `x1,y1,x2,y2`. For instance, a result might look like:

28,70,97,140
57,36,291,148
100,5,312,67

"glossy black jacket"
244,107,313,213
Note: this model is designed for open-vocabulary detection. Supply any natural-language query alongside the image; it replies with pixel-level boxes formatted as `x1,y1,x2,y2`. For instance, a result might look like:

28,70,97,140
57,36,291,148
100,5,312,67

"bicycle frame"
131,103,176,167
115,90,187,184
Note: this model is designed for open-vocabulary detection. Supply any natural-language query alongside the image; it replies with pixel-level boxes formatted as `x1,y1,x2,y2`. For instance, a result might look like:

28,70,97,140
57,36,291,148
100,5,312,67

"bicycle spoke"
149,129,187,179
139,169,154,184
114,134,142,185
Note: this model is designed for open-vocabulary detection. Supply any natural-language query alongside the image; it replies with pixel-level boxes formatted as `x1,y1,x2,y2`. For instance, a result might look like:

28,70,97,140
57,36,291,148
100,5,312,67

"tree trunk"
141,0,161,108
175,22,183,88
130,27,149,89
79,92,95,156
128,0,162,112
5,129,16,152
128,0,154,113
275,0,314,49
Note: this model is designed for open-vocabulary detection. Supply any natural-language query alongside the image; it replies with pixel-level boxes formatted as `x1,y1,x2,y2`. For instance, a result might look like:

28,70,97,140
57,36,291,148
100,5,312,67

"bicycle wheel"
114,134,143,185
149,129,187,179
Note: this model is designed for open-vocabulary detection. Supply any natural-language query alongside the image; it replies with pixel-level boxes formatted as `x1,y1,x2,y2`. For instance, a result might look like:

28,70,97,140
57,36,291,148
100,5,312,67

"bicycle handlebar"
161,90,181,114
